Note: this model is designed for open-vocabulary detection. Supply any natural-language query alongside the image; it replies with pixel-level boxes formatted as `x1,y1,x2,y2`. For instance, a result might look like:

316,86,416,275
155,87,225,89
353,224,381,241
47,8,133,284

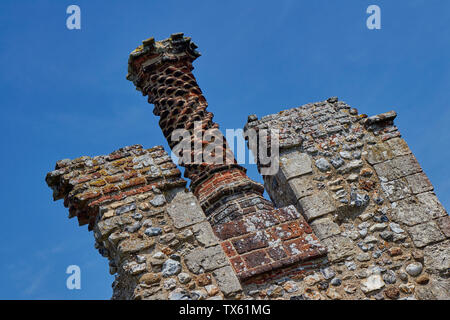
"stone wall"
244,97,450,300
46,144,242,300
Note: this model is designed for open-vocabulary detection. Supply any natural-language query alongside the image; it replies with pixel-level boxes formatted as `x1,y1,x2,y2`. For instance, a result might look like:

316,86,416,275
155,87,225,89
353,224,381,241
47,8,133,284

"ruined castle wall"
46,145,242,300
244,98,449,300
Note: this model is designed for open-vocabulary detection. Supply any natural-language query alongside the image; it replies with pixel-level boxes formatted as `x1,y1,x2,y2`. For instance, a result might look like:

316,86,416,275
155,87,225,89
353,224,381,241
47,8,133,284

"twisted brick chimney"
126,33,273,224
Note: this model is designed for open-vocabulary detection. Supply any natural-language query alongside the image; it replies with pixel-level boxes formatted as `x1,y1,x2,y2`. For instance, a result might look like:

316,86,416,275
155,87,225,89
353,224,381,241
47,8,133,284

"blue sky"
0,0,449,299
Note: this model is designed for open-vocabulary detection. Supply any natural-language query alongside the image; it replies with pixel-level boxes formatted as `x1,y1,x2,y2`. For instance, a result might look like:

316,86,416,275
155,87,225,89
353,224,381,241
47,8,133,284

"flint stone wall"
244,97,449,300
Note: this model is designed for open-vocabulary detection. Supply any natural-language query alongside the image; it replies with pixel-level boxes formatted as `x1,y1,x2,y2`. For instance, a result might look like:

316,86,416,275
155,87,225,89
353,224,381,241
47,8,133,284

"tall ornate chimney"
126,33,273,225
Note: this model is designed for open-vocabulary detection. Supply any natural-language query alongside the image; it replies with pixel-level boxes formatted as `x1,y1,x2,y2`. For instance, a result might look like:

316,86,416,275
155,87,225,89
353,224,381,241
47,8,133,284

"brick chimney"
127,33,327,281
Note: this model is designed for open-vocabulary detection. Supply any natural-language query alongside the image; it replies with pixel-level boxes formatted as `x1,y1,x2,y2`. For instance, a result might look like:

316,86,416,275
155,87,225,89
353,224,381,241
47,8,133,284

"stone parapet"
244,97,449,300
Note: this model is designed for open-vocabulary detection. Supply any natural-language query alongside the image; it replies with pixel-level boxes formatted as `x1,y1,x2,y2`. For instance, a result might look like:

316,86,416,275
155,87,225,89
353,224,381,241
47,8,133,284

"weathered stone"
437,216,450,238
161,259,181,277
360,275,385,293
166,191,205,229
310,217,341,240
212,266,242,296
381,178,412,202
405,262,423,277
280,151,313,179
423,240,450,276
406,173,433,195
366,143,394,165
391,192,447,226
322,235,356,262
407,221,445,248
374,155,421,182
184,246,228,274
298,190,336,221
385,138,411,157
192,222,218,247
289,176,315,199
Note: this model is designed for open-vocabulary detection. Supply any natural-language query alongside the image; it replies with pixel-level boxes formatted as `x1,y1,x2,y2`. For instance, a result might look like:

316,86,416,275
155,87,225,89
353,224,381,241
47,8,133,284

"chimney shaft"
127,34,273,224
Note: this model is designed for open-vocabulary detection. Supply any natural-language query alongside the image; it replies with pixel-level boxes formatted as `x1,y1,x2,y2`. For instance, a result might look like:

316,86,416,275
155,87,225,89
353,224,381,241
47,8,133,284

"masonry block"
279,150,312,179
166,191,205,229
298,190,336,221
407,221,446,248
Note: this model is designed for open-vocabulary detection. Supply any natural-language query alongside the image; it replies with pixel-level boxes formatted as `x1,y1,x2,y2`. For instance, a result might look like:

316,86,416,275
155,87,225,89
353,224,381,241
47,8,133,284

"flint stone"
315,158,331,172
162,259,182,277
150,195,166,207
360,275,385,293
405,263,423,277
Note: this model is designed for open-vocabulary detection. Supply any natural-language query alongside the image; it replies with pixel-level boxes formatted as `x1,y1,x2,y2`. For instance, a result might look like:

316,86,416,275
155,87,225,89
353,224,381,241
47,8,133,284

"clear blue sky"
0,0,449,299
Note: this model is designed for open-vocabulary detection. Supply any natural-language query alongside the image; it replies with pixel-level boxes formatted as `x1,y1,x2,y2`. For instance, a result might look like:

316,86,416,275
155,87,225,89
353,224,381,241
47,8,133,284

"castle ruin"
46,33,449,300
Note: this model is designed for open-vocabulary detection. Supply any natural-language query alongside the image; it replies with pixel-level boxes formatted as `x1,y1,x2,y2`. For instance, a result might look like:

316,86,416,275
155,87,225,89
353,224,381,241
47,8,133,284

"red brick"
118,177,146,190
221,241,237,257
213,220,247,240
283,237,308,256
242,250,271,269
232,232,268,254
274,206,300,223
266,246,288,260
102,185,119,195
230,256,246,274
270,222,304,241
